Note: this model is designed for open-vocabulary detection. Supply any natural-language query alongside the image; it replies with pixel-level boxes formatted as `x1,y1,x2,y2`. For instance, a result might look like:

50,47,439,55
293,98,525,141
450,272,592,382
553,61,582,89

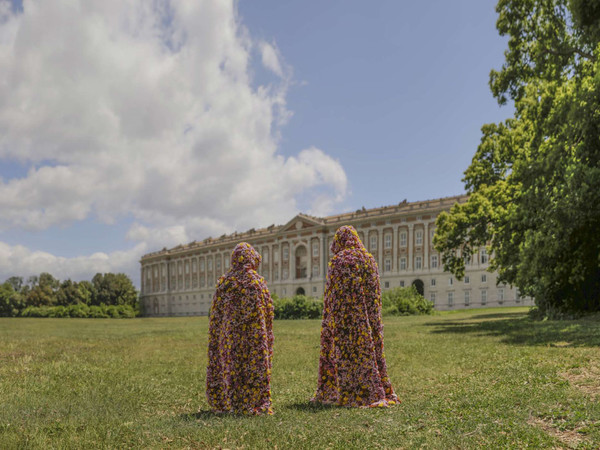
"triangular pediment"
280,214,324,233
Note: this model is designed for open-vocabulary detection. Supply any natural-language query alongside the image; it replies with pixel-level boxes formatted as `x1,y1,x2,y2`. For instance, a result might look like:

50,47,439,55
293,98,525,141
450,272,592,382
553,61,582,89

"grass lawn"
1,307,599,449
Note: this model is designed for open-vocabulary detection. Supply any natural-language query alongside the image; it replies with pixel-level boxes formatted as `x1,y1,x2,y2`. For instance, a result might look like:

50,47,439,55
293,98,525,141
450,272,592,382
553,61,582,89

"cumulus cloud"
0,241,147,283
0,0,348,283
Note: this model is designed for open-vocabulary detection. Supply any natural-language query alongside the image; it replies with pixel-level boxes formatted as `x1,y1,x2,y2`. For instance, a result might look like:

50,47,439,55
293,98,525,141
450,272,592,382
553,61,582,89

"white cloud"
259,40,284,77
0,241,147,284
0,0,348,281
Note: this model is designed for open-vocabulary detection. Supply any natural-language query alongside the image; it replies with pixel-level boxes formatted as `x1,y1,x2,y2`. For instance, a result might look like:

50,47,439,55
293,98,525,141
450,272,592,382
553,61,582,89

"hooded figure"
206,242,274,415
313,225,397,407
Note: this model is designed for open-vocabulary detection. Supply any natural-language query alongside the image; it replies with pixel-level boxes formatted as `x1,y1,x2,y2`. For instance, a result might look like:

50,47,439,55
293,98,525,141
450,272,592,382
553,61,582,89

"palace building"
139,194,531,316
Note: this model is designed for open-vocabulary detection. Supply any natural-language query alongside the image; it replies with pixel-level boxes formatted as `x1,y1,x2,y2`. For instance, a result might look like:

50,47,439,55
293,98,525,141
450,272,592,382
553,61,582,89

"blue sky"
0,0,512,286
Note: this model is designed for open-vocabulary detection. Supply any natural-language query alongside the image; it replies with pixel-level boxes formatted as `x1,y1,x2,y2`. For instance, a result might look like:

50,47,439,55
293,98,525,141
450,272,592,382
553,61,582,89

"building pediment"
279,214,324,233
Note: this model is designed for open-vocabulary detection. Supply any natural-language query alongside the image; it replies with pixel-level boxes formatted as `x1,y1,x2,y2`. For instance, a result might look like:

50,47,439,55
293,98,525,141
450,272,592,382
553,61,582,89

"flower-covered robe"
313,225,398,407
206,242,274,415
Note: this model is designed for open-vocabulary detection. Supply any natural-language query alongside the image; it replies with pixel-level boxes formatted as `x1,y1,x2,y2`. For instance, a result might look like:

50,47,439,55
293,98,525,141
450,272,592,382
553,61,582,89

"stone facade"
139,195,532,316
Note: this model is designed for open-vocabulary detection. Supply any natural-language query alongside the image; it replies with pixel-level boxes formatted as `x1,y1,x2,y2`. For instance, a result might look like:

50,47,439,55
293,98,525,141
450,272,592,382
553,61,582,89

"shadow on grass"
426,314,600,347
286,402,338,413
180,410,225,421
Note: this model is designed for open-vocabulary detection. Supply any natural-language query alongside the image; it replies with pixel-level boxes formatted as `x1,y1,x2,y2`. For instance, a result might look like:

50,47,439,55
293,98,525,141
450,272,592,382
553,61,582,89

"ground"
1,307,599,448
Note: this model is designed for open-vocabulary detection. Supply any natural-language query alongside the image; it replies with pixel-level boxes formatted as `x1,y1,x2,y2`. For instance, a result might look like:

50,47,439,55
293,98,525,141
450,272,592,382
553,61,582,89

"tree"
6,276,23,292
25,272,59,307
0,282,24,317
434,0,600,317
92,273,138,306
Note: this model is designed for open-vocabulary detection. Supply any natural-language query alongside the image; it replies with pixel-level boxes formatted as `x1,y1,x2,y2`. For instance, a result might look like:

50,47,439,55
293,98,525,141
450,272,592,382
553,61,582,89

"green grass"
1,307,599,448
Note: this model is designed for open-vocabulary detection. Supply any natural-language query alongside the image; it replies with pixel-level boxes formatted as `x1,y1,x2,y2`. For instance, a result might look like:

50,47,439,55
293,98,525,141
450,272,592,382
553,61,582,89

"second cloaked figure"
313,225,398,407
206,242,274,415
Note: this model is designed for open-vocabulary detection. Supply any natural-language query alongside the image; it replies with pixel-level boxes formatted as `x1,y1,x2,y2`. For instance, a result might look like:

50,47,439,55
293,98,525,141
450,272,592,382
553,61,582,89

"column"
378,227,383,269
407,223,414,271
424,222,430,270
392,226,398,272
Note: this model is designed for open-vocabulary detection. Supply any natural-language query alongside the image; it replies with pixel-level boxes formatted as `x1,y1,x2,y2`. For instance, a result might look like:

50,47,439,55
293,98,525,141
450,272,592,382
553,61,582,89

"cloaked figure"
206,242,274,415
312,225,398,407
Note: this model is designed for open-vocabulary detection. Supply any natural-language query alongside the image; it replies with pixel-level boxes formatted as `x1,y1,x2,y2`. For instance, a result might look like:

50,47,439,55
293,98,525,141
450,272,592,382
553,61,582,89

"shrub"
88,305,109,318
49,306,67,318
105,305,120,318
67,303,90,318
21,306,51,317
273,295,323,319
381,286,434,316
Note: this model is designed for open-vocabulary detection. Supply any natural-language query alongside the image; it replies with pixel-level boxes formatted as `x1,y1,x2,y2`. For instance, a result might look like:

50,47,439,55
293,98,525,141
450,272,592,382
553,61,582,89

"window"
370,235,377,251
430,292,436,303
185,262,189,274
516,290,521,302
273,247,279,262
312,241,319,257
498,288,504,303
384,258,391,272
200,260,205,271
481,274,487,283
399,257,407,271
153,266,158,276
192,260,197,272
283,247,289,261
481,248,488,264
273,269,279,281
400,280,405,287
282,288,286,296
464,276,470,284
449,277,453,286
481,289,487,304
282,269,288,279
464,255,472,265
399,232,407,247
431,278,436,286
263,250,269,263
207,259,213,271
431,255,438,269
464,290,470,306
224,258,229,269
416,230,423,246
178,263,183,275
312,286,317,294
415,256,422,270
430,228,435,243
384,281,390,289
216,258,221,271
448,292,454,306
384,234,392,249
312,264,319,277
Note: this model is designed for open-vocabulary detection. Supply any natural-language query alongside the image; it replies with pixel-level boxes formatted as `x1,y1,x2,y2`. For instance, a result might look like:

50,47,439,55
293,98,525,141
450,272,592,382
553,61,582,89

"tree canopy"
434,0,600,317
0,272,138,317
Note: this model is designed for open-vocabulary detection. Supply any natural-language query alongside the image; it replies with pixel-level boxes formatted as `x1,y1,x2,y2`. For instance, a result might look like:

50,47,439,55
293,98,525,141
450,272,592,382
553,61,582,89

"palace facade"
139,195,532,316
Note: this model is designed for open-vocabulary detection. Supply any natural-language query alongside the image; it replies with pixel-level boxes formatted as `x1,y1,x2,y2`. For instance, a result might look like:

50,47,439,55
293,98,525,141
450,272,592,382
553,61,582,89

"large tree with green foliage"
434,0,600,317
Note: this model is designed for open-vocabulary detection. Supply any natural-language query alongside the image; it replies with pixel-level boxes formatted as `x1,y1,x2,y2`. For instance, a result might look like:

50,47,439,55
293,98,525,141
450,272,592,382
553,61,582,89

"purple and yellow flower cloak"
313,225,398,407
206,242,274,415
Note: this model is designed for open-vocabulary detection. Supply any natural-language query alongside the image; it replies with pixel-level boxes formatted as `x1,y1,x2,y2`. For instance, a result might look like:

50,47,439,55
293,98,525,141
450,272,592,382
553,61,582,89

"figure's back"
206,242,274,415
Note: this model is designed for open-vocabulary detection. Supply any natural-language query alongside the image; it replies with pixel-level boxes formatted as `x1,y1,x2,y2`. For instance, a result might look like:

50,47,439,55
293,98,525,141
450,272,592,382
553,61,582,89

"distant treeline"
0,273,138,318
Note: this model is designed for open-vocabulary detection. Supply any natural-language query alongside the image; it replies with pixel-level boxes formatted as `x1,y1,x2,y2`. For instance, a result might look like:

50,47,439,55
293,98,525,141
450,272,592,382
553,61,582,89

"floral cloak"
206,242,274,415
313,225,397,407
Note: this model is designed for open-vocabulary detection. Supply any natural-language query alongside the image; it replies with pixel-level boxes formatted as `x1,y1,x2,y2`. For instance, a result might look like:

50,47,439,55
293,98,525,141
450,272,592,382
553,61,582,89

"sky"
0,0,513,287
